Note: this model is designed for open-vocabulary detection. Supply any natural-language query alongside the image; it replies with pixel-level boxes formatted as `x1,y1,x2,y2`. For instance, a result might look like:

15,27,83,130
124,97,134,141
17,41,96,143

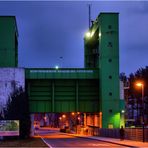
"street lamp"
62,114,66,118
85,30,94,38
55,65,59,70
136,82,145,142
71,112,75,116
121,110,125,113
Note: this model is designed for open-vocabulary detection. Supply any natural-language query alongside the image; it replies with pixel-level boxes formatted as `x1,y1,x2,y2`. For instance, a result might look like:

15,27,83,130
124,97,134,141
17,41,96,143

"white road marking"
37,132,53,148
41,137,53,148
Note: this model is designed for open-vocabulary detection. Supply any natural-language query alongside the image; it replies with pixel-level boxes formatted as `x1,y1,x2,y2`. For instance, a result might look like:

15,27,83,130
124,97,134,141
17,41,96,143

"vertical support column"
52,80,55,112
84,113,87,127
99,112,102,128
94,114,98,127
76,80,79,111
28,82,31,110
26,81,30,99
30,114,34,137
92,113,95,135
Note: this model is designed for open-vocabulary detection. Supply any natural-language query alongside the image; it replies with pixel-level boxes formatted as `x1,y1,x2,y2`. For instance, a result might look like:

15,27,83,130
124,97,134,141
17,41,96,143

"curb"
77,136,137,148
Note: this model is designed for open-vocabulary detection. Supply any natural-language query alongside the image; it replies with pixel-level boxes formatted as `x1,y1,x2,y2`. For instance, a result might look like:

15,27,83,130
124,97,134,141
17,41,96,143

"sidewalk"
38,128,148,147
68,133,148,148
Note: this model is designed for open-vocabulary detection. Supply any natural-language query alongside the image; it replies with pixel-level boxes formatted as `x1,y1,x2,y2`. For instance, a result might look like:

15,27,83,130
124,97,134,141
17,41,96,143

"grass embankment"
0,137,48,147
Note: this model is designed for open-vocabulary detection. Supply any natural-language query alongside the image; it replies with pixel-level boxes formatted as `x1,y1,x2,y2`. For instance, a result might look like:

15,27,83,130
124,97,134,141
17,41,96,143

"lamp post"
136,82,145,142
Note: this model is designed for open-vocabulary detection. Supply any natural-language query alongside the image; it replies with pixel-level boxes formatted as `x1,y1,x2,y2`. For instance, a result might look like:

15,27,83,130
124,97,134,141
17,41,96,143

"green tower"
84,13,124,128
0,16,18,67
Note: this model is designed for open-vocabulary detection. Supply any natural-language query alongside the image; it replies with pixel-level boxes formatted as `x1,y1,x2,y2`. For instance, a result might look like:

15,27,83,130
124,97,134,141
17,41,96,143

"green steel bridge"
0,13,125,128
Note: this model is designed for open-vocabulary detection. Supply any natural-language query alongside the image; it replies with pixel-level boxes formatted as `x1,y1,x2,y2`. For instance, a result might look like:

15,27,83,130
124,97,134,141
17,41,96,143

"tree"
4,87,31,139
120,72,127,84
125,66,148,126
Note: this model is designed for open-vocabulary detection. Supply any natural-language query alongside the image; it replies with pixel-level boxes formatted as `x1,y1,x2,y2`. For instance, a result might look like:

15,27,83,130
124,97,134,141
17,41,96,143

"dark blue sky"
0,1,148,75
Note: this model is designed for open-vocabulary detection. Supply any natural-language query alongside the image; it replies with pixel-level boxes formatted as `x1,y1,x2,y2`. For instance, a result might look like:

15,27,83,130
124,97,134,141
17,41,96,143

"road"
36,128,129,148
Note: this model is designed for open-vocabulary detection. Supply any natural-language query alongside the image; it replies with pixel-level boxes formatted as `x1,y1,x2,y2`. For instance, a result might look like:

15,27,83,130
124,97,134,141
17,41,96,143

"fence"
84,126,148,142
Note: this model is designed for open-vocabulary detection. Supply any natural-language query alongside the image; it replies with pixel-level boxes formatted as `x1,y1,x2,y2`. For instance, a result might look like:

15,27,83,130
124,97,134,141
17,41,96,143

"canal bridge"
0,13,125,128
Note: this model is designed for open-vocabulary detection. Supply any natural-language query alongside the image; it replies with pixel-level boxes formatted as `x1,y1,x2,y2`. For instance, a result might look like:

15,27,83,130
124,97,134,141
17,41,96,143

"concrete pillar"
84,113,87,127
94,115,98,127
30,114,34,137
99,112,102,128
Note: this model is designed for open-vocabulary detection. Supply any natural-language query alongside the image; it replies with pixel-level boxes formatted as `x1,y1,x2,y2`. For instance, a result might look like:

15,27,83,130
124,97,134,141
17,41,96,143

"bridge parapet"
25,68,99,79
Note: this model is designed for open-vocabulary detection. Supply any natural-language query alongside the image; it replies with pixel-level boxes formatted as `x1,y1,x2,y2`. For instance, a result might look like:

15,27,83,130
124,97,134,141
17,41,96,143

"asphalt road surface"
36,128,129,148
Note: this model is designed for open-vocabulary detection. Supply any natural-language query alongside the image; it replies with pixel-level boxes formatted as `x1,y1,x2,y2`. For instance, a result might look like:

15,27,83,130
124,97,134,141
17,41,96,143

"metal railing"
82,126,148,142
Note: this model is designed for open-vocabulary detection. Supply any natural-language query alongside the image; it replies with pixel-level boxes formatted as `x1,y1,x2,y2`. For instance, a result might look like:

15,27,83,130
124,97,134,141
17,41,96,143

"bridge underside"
27,79,99,113
26,68,99,113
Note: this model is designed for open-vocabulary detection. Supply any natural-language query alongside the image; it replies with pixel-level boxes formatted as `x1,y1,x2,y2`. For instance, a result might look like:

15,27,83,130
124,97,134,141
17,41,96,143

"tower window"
109,75,112,79
108,25,112,29
108,42,112,47
108,59,112,63
109,92,112,96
